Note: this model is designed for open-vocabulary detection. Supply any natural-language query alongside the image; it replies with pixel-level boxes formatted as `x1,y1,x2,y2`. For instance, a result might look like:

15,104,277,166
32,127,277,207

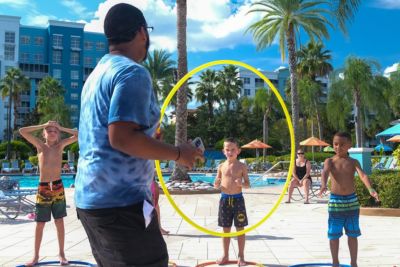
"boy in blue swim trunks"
319,132,379,267
214,138,250,266
19,121,78,267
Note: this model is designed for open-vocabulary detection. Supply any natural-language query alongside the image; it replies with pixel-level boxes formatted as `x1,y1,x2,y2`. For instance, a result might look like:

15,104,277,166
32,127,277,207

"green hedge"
355,170,400,208
0,141,33,159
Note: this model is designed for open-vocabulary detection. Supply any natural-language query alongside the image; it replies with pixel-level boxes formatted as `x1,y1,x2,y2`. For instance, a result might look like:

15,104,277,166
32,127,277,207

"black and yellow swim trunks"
218,192,248,228
35,179,67,222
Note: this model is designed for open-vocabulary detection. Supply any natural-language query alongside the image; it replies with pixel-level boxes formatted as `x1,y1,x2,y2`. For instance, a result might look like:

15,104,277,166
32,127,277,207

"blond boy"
19,121,78,266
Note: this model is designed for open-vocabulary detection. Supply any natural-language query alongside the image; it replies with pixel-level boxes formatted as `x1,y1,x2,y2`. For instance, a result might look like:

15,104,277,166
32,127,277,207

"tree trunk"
171,0,190,181
314,100,323,151
302,116,307,140
354,90,362,147
286,26,300,152
262,112,268,160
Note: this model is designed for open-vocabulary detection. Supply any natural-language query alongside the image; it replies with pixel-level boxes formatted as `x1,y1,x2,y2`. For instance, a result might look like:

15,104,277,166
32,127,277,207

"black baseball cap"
104,3,147,44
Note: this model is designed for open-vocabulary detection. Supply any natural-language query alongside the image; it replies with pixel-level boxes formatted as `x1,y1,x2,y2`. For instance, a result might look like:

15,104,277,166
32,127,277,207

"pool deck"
1,186,399,267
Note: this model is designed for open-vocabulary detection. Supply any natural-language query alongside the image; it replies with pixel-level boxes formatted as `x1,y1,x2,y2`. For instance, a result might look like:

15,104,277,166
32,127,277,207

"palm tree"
297,41,333,142
254,88,276,159
36,76,71,126
0,67,30,159
216,65,242,114
195,69,218,121
142,49,176,100
247,0,333,151
329,57,381,147
171,0,190,181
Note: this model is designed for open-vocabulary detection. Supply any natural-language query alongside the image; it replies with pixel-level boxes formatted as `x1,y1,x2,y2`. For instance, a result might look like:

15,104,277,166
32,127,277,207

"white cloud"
61,0,94,19
26,14,56,26
372,0,400,9
384,62,399,77
83,0,264,53
0,0,29,8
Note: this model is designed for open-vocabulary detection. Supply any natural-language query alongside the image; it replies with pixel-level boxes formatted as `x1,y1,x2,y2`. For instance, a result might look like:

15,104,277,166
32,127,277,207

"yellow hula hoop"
155,59,295,237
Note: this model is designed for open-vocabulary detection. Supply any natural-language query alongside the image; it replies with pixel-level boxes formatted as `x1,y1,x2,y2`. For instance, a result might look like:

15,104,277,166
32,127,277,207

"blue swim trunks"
328,193,361,240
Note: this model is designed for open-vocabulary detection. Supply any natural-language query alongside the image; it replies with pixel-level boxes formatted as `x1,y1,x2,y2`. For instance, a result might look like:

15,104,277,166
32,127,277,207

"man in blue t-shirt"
75,3,202,266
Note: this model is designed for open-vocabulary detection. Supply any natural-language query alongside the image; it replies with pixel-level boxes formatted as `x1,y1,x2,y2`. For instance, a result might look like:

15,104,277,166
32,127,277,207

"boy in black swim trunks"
214,137,250,266
19,121,78,266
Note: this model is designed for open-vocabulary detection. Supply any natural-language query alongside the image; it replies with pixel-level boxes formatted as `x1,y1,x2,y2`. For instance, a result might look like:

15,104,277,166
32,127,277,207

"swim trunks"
328,192,361,240
218,192,248,228
35,179,67,222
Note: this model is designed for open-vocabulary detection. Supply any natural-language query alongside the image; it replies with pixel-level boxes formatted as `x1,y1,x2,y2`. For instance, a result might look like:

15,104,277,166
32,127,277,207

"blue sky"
0,0,399,74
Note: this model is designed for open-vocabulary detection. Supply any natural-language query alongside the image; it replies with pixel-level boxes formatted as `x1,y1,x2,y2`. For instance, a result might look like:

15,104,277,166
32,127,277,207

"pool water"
13,174,285,188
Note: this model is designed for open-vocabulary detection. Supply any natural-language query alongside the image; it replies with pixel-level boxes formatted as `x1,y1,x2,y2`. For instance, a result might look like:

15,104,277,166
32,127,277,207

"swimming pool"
11,173,285,188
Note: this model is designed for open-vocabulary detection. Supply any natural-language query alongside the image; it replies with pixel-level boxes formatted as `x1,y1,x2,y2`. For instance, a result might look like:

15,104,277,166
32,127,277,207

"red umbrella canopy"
241,139,272,149
300,137,330,147
387,135,400,142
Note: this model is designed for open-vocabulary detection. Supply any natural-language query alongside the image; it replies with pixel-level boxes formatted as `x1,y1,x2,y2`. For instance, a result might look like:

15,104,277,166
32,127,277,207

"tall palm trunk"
262,111,269,160
13,95,21,133
314,99,323,151
171,0,190,181
286,26,299,152
354,90,362,147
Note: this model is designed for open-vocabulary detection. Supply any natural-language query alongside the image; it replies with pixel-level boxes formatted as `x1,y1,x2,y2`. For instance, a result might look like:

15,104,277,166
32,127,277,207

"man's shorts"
328,193,361,240
35,179,67,222
218,193,248,228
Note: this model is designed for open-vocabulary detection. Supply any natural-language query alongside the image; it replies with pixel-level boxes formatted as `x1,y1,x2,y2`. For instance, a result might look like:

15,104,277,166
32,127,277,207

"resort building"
0,15,108,141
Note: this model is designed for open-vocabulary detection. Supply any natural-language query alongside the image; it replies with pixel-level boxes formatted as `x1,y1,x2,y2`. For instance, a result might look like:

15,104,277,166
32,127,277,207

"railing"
251,161,290,184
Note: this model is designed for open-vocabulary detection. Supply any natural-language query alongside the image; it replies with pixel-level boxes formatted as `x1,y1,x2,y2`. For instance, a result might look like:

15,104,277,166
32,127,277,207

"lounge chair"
388,157,398,170
1,162,12,173
0,178,36,219
373,156,388,170
68,161,76,173
376,157,393,170
10,160,20,173
22,160,35,173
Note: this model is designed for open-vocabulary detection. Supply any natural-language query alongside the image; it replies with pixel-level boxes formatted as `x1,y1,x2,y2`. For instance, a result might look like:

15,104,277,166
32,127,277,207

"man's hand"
176,143,204,169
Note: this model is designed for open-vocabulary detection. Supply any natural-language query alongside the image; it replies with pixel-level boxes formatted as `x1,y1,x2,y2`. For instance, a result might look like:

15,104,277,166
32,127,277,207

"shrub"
29,156,38,166
0,141,33,159
355,170,400,208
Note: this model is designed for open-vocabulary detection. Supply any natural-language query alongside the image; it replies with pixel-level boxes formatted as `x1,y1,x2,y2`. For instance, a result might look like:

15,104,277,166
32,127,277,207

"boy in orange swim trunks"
19,121,78,266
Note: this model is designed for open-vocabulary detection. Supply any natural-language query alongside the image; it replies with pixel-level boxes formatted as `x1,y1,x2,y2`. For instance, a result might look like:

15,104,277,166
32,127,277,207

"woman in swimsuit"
286,149,312,204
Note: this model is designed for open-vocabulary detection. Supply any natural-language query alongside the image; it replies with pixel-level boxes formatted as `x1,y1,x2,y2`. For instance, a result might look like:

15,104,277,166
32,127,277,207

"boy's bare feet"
216,256,229,265
238,257,246,266
25,257,38,267
284,200,291,203
160,228,170,235
59,254,69,265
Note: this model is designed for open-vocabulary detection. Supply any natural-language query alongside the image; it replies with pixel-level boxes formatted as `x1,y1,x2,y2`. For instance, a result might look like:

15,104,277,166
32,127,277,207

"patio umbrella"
300,137,330,161
387,135,400,142
323,146,335,152
376,123,400,137
241,139,272,163
374,143,393,152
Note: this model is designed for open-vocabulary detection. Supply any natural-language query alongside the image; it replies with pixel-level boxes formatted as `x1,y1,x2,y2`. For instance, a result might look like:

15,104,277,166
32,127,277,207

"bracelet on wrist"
175,146,181,161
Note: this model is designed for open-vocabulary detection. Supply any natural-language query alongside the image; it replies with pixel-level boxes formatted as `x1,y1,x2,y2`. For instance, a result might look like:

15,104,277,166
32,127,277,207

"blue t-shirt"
75,54,160,209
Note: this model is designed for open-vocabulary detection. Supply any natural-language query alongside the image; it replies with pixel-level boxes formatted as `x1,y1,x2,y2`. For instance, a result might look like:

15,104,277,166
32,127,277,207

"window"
96,42,105,51
53,69,62,79
84,57,92,66
71,36,81,50
255,78,264,88
52,34,63,48
5,32,15,43
21,36,30,45
20,53,29,62
34,36,43,46
71,116,78,124
53,50,62,64
71,70,79,80
70,52,80,65
243,77,250,84
244,89,251,96
70,93,79,100
4,44,15,60
70,104,78,112
71,82,79,89
84,41,92,50
34,54,43,63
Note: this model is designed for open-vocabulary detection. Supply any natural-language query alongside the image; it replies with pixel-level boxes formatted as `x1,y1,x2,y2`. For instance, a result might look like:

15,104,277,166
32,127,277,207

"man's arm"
319,158,331,196
355,160,379,201
19,123,47,148
109,121,202,169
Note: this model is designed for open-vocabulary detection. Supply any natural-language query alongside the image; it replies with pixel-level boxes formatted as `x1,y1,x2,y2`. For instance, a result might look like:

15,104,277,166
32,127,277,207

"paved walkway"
1,187,399,267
